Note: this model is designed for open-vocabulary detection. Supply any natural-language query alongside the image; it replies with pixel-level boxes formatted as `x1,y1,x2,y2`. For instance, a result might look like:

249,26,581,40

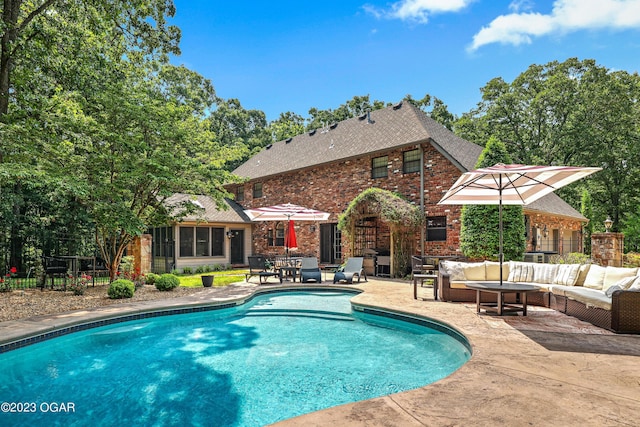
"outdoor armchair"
333,257,367,284
299,257,322,283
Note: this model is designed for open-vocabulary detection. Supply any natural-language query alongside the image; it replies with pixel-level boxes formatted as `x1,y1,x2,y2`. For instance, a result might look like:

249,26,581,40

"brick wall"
241,144,466,258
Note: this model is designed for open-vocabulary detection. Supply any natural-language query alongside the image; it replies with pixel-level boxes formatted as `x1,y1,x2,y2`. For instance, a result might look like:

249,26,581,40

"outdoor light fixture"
604,216,613,233
226,230,235,239
542,225,548,238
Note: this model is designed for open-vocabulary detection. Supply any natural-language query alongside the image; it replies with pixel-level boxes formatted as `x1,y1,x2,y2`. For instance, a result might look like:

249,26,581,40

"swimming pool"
0,290,470,426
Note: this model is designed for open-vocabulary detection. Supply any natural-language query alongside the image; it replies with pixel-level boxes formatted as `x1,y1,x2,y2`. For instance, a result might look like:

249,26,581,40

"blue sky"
170,0,640,122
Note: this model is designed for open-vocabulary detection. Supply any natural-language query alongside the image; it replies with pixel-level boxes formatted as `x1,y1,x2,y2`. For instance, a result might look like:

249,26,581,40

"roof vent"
309,129,316,136
366,110,374,124
266,144,273,149
329,123,338,129
358,113,367,121
393,101,403,110
285,137,292,143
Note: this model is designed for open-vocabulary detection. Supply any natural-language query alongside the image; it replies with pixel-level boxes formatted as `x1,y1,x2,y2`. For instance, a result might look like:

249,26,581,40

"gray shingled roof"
165,194,250,223
232,101,586,221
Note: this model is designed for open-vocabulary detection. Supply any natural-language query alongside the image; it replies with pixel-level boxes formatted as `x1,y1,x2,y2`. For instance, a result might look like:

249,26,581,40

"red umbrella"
284,220,298,255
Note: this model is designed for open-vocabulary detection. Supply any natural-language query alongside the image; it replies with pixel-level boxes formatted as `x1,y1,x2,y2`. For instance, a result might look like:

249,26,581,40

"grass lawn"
178,269,249,288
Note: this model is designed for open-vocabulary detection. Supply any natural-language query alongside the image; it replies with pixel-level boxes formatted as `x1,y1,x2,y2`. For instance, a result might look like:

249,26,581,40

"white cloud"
365,0,474,24
469,0,640,51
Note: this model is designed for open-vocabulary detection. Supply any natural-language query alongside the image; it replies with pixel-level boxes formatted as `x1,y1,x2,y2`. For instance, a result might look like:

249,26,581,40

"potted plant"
201,275,214,287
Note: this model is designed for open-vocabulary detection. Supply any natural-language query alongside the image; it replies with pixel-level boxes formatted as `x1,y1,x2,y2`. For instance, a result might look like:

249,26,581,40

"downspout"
420,144,425,256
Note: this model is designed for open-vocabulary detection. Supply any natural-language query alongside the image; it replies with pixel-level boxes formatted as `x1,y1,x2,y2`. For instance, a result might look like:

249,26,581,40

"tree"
453,58,640,236
581,190,593,255
268,111,306,142
459,137,526,261
207,98,270,171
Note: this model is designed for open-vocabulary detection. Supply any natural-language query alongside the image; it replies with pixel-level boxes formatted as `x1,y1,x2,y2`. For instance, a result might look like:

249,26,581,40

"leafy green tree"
459,137,526,261
268,111,306,142
405,93,456,130
207,98,270,171
453,58,640,236
306,95,387,131
581,190,593,255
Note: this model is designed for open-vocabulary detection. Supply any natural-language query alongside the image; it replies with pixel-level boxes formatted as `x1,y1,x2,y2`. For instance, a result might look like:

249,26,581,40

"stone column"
591,232,624,267
129,234,152,274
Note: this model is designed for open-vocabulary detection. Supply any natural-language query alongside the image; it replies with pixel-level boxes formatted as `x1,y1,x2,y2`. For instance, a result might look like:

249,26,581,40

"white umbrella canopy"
244,203,330,222
439,163,601,284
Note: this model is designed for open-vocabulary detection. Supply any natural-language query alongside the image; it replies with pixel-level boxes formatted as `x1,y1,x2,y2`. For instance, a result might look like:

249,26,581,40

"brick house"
227,100,587,275
150,101,585,274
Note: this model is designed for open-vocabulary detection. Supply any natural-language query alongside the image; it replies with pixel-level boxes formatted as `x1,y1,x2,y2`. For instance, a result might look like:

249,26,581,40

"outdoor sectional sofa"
438,260,640,334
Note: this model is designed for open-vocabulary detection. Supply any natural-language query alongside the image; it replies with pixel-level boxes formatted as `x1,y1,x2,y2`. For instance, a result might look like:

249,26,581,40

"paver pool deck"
1,278,639,426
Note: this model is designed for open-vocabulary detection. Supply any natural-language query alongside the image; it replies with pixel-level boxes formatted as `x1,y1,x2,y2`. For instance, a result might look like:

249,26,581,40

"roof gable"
233,101,483,180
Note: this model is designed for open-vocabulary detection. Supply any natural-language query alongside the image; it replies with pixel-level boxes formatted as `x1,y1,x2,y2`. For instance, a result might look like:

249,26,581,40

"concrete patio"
1,278,639,426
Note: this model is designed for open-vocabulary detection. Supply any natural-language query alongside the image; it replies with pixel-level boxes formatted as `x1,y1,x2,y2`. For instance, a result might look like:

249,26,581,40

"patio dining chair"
299,257,322,283
245,255,282,284
333,257,367,284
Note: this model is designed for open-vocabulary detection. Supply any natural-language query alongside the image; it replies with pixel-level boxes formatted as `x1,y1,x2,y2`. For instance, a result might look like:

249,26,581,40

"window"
180,226,225,257
371,156,388,179
195,227,210,257
179,227,194,257
235,186,244,202
211,228,224,256
268,222,285,246
426,216,447,241
403,149,420,173
253,182,263,198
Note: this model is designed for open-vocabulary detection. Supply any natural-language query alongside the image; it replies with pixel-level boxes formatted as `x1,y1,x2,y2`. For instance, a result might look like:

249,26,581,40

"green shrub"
170,268,180,275
155,273,180,291
548,253,592,264
144,272,160,286
195,265,206,274
108,279,135,299
182,267,192,274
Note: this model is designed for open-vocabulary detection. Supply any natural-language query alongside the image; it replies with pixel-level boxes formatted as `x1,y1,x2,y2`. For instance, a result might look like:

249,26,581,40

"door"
320,224,341,264
230,229,244,264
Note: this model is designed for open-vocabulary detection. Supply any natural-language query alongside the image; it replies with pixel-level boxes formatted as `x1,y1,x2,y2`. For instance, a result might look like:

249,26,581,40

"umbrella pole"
499,181,504,286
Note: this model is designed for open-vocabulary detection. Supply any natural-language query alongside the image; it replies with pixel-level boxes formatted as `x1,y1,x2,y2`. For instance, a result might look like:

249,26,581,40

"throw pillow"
583,264,607,290
485,261,509,281
441,261,465,281
532,263,558,284
628,276,640,291
507,261,534,282
602,267,638,291
553,264,581,286
462,263,486,281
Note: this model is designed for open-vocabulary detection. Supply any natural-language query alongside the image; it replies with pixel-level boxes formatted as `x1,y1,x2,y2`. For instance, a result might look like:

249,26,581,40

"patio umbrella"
438,163,601,284
284,220,298,255
245,203,330,222
245,203,330,256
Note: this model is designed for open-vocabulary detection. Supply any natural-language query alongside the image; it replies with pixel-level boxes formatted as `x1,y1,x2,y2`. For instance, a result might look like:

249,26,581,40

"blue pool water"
0,291,470,426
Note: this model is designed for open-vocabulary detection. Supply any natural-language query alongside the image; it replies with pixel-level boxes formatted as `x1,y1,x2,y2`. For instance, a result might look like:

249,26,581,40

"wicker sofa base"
565,298,612,331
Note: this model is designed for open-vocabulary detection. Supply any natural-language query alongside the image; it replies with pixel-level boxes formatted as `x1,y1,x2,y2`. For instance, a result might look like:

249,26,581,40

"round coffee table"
465,282,540,316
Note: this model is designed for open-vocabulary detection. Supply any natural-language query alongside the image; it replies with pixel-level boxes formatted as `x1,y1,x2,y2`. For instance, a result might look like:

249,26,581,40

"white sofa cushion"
532,263,558,284
462,263,486,281
485,261,509,281
583,264,607,290
564,287,612,311
553,264,581,286
602,267,638,291
508,261,535,282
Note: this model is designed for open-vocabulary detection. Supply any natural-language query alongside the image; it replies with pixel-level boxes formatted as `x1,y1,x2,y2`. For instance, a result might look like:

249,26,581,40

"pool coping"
2,279,639,426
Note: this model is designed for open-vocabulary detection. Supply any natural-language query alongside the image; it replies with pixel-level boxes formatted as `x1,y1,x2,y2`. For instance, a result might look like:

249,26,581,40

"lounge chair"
245,255,282,284
299,257,322,283
333,257,367,284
